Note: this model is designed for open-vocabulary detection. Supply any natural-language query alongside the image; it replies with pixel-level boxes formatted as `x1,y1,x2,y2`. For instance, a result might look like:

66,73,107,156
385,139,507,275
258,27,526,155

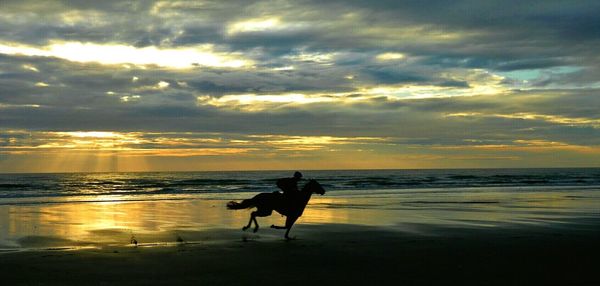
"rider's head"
293,171,303,180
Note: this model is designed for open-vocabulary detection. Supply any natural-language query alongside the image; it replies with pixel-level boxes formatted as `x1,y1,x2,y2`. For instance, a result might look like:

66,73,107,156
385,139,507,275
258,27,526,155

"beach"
1,170,600,285
1,218,599,286
4,0,600,284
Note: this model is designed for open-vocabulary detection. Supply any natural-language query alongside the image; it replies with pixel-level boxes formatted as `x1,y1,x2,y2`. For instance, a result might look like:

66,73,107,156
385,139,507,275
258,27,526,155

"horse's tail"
226,199,254,210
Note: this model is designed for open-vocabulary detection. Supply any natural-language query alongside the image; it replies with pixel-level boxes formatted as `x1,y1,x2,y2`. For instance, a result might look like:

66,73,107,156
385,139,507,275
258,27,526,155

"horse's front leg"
284,216,299,240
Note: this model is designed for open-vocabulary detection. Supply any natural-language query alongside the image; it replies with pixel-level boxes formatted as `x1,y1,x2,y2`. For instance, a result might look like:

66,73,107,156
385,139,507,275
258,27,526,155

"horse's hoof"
270,225,275,228
253,228,259,233
242,226,248,231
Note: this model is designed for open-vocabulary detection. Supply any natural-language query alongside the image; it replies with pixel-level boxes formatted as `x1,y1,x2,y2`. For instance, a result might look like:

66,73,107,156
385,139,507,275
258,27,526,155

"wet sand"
1,220,599,286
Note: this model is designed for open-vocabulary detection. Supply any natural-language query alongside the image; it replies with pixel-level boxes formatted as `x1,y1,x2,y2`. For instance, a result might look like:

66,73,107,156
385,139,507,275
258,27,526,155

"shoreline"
2,186,600,249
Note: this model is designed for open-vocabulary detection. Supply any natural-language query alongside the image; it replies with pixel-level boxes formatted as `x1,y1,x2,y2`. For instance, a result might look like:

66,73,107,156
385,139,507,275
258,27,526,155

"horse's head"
304,179,326,195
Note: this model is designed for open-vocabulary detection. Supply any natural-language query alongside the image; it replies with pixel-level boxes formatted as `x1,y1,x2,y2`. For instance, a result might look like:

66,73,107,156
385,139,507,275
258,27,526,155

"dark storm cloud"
419,55,570,72
317,0,600,41
361,67,428,84
296,0,600,73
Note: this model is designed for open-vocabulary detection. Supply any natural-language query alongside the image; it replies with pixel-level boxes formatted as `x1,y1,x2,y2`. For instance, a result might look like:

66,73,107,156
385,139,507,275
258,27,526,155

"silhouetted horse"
227,179,325,239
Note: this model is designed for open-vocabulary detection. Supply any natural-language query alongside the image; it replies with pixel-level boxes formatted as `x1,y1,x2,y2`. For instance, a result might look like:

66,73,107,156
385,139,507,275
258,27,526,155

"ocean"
2,168,600,204
1,168,600,249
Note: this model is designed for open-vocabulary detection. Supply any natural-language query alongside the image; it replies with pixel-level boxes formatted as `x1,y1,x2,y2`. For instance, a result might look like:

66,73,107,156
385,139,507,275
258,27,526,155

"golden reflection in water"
300,198,351,224
1,199,233,246
304,190,600,229
0,198,348,247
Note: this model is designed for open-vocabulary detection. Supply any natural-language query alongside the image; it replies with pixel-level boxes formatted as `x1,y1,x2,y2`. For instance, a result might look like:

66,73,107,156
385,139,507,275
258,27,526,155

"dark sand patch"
1,221,599,286
17,235,94,248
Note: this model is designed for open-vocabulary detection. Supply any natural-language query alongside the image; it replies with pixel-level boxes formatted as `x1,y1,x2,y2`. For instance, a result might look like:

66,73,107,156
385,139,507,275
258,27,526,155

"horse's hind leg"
242,211,262,232
252,209,273,233
251,212,259,232
242,212,255,231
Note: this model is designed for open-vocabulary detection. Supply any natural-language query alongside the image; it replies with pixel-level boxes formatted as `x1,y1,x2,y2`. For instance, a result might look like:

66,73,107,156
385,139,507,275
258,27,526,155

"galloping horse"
227,179,325,239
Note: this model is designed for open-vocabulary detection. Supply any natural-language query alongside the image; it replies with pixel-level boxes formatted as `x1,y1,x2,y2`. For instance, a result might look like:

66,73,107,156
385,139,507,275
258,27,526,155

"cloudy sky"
1,0,600,172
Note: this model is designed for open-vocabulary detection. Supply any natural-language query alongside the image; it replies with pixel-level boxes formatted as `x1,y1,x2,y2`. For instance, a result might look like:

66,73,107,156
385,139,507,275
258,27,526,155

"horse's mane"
301,179,323,193
301,179,315,190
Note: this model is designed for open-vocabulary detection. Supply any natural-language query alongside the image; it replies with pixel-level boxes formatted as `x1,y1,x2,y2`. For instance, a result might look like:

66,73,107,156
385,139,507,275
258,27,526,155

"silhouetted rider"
276,171,303,200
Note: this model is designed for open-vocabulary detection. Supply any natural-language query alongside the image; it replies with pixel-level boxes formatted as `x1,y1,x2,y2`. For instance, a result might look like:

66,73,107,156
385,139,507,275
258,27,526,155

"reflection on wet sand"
308,188,600,228
1,187,599,248
1,199,249,247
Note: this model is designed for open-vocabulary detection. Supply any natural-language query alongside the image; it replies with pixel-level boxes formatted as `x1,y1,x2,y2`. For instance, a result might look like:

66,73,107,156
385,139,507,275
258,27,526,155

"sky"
1,0,600,172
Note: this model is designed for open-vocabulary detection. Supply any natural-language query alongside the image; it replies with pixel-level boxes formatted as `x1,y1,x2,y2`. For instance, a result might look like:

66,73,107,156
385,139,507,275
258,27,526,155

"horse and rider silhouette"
227,172,326,239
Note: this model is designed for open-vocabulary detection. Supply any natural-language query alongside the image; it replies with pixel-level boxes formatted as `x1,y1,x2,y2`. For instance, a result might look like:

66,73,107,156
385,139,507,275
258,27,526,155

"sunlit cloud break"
445,112,600,128
197,93,336,110
227,17,282,34
1,130,390,156
0,42,252,69
376,52,406,61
